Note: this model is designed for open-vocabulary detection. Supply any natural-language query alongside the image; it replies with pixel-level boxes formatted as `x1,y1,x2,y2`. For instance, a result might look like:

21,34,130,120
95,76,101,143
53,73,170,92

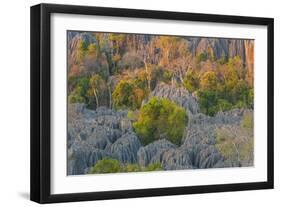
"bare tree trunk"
144,60,151,91
107,83,112,109
171,74,175,86
179,69,184,84
232,142,241,163
93,89,99,109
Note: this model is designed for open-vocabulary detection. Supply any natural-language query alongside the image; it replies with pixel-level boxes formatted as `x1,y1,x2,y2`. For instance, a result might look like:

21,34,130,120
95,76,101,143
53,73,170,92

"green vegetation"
196,52,208,63
87,74,108,109
68,32,255,173
184,57,254,116
183,70,200,93
68,32,254,117
133,97,187,145
89,158,122,173
76,40,88,63
241,111,254,129
69,74,109,109
69,77,90,104
89,158,163,174
112,79,148,110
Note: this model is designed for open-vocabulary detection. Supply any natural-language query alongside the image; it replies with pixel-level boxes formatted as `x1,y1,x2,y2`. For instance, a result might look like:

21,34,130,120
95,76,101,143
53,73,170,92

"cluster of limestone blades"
67,83,253,175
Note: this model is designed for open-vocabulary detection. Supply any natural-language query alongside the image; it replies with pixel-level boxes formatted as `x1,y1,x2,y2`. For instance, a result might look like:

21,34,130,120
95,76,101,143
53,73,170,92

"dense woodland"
67,32,254,174
68,33,253,116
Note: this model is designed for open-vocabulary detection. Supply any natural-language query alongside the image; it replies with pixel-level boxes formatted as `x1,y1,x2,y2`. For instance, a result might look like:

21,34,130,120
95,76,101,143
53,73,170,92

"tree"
156,37,192,85
200,71,218,91
228,56,244,79
183,70,200,93
198,90,217,116
87,74,108,109
108,34,126,72
112,80,134,109
87,43,97,56
76,40,88,63
196,52,208,63
247,88,254,108
68,77,89,104
133,97,187,145
112,79,148,110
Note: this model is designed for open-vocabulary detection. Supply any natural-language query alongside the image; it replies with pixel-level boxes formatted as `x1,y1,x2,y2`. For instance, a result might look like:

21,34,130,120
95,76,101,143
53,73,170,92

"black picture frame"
30,3,274,204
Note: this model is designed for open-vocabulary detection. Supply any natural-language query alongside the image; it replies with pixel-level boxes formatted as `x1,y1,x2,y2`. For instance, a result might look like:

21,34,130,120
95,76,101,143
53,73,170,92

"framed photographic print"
30,3,274,203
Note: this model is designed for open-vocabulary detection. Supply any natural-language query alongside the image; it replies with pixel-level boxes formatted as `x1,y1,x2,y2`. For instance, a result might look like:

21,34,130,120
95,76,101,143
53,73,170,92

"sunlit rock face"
187,37,254,66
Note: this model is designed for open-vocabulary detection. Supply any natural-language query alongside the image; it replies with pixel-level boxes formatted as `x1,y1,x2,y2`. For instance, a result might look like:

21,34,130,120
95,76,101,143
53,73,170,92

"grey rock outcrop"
67,141,109,175
181,109,252,169
68,101,253,175
149,83,200,115
67,32,97,66
110,133,141,163
135,108,252,170
137,139,176,166
67,103,141,175
161,148,193,170
187,37,254,69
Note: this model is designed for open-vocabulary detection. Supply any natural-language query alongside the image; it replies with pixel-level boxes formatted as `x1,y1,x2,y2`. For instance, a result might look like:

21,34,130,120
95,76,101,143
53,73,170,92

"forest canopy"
68,32,254,116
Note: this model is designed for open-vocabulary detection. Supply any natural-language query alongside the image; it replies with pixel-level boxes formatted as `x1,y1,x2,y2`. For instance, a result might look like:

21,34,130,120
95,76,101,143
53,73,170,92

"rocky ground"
67,83,253,175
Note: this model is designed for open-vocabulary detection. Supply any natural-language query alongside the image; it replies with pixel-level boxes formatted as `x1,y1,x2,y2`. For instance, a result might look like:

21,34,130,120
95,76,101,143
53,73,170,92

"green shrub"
69,93,85,103
133,97,187,145
123,164,141,172
89,158,163,174
144,163,162,171
68,77,90,104
217,99,232,112
198,90,218,116
127,110,139,122
89,158,122,174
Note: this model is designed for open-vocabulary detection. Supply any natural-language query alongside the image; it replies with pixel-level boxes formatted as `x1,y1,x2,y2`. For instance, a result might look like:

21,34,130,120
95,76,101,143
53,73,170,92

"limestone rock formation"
110,133,141,163
137,139,177,166
67,101,253,175
187,37,254,69
136,107,252,170
149,82,200,115
67,103,139,175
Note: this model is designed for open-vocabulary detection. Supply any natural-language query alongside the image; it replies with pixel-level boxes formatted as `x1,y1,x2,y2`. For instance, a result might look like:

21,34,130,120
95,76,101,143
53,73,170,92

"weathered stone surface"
149,83,200,115
68,32,97,66
182,109,253,169
161,148,193,170
67,141,108,175
187,37,254,67
137,139,176,166
109,133,141,163
67,103,253,175
67,103,138,175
